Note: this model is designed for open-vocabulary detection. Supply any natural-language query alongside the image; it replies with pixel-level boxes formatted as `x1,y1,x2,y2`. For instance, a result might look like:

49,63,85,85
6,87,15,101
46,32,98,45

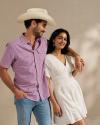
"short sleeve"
45,64,51,78
67,56,75,70
45,57,52,78
0,43,15,68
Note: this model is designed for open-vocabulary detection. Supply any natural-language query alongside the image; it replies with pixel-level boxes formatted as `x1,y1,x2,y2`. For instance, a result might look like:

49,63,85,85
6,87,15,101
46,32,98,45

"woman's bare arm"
46,77,62,116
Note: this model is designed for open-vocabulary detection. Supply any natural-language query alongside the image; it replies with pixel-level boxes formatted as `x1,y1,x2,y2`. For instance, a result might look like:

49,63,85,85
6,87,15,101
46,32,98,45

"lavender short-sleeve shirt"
0,34,50,101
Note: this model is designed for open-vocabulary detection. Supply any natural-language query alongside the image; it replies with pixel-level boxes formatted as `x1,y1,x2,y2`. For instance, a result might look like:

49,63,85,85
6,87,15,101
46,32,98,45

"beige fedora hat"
17,8,56,26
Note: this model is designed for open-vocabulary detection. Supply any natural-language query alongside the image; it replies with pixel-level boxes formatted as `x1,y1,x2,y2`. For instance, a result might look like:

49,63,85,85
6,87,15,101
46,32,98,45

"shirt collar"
19,33,42,49
21,33,41,45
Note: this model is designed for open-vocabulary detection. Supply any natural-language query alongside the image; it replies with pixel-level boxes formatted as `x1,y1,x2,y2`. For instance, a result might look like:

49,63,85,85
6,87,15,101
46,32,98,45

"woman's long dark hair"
47,28,70,54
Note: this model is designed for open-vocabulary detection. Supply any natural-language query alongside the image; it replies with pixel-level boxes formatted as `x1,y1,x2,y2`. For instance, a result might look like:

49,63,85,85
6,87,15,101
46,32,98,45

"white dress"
45,54,87,125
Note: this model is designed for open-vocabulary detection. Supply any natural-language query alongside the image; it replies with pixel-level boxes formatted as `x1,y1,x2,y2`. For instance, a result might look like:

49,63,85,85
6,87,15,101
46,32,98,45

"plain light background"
0,0,100,125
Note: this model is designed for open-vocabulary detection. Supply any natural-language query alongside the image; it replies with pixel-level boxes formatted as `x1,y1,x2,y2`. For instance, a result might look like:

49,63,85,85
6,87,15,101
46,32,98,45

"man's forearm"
67,48,84,72
0,67,16,94
67,47,80,57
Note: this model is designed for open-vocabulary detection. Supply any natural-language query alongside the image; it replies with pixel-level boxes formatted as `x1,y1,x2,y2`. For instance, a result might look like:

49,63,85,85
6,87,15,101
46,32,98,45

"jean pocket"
14,97,26,104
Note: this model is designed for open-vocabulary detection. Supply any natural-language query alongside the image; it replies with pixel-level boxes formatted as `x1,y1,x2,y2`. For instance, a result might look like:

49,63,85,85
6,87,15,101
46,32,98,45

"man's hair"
24,19,44,29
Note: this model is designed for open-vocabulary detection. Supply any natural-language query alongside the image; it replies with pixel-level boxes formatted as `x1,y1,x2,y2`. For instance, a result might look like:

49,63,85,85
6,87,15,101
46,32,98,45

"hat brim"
17,12,56,26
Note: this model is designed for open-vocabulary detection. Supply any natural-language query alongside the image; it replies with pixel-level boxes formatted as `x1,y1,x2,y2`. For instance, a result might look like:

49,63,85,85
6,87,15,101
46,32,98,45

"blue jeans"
15,98,51,125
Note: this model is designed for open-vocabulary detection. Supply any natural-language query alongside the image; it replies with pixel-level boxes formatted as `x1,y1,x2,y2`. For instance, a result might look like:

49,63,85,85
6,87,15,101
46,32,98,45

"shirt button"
36,84,39,88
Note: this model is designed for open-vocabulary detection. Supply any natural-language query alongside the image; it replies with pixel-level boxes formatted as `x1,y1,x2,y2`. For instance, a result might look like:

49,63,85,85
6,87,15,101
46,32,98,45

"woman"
45,28,87,125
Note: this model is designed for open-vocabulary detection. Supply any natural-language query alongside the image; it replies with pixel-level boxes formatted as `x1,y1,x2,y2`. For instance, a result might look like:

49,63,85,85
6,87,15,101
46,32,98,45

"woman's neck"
53,49,62,56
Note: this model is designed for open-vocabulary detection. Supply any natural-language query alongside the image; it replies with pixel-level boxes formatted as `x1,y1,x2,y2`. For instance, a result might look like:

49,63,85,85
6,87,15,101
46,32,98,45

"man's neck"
25,31,36,46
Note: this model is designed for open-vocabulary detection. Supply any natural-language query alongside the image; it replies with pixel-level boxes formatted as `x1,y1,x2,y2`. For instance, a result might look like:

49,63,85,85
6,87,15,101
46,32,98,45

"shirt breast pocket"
37,50,46,66
37,49,46,57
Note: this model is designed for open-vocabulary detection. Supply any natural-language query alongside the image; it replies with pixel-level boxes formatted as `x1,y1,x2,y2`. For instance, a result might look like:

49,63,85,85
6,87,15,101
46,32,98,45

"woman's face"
53,32,67,50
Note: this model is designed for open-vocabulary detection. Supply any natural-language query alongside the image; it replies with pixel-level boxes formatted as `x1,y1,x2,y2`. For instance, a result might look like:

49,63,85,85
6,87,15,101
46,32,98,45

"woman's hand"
53,102,62,117
72,68,79,76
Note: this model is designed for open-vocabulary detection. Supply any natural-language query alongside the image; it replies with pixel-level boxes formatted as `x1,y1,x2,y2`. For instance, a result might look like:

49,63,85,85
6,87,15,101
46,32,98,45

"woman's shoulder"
46,54,53,58
45,54,54,62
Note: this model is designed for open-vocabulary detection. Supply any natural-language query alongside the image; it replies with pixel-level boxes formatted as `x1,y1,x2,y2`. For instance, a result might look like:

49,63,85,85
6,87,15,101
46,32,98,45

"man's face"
33,21,47,38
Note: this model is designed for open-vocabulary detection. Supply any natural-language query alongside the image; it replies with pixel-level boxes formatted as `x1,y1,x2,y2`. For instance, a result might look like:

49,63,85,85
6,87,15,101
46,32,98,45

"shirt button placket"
33,51,41,100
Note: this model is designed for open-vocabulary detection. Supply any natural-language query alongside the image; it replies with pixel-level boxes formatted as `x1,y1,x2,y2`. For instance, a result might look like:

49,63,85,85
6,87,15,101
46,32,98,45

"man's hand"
74,56,85,72
14,87,27,100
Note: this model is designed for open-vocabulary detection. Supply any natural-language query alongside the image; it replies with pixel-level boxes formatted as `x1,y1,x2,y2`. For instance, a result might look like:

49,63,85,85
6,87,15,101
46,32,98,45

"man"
0,8,84,125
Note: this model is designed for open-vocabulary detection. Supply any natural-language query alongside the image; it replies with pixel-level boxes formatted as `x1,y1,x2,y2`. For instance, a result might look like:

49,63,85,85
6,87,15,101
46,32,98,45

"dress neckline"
49,54,67,66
